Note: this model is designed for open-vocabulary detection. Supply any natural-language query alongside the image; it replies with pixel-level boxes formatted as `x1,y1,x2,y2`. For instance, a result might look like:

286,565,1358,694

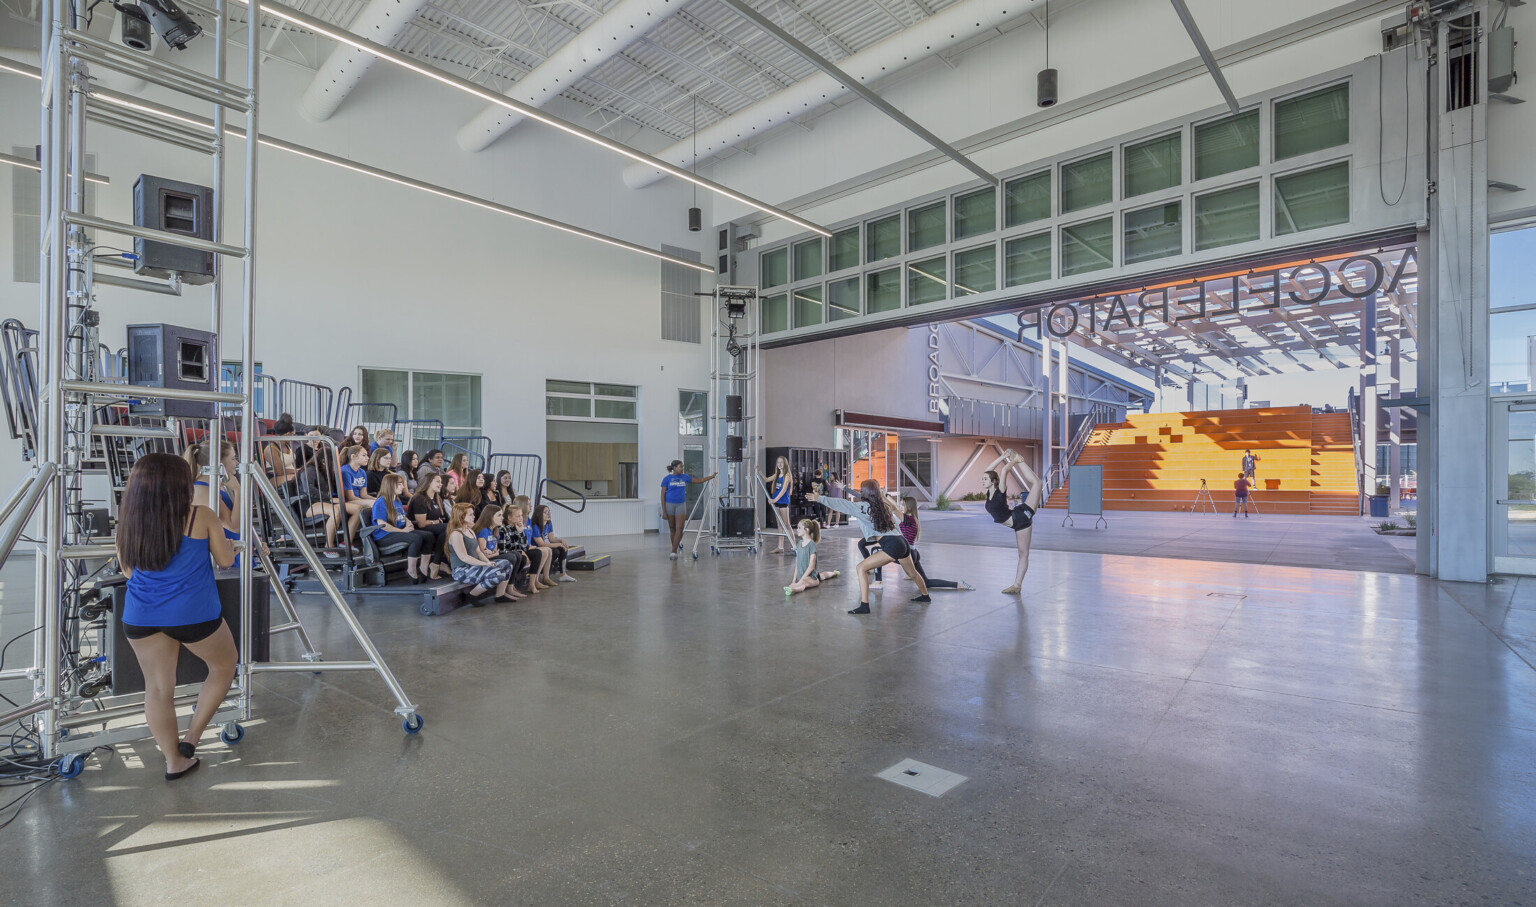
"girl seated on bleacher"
365,447,395,496
338,445,374,546
482,471,506,514
496,502,540,595
447,453,469,489
262,413,299,486
455,468,486,514
407,472,449,579
370,428,397,458
293,442,344,557
530,503,576,584
348,425,371,452
510,503,555,591
444,502,516,605
494,470,516,504
472,506,527,600
370,474,435,583
399,450,420,493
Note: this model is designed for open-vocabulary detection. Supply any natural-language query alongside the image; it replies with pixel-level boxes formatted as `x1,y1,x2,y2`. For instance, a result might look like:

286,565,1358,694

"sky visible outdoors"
1491,226,1536,390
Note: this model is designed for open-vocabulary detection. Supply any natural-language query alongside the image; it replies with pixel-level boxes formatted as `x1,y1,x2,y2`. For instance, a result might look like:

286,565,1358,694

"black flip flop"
165,757,200,781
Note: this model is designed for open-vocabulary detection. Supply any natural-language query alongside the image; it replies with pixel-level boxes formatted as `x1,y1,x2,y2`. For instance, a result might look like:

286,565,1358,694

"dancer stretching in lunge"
807,480,929,614
785,519,840,596
982,449,1042,595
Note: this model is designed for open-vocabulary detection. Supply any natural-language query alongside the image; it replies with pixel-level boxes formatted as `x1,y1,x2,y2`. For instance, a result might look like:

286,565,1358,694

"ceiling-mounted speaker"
688,207,702,232
1037,68,1058,108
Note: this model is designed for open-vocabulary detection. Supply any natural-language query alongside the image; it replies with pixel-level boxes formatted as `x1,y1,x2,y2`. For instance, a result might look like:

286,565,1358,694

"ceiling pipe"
623,0,1034,189
299,0,433,122
457,0,682,152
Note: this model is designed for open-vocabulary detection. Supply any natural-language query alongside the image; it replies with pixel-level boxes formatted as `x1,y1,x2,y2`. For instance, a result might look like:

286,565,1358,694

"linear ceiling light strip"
0,57,713,273
234,0,832,236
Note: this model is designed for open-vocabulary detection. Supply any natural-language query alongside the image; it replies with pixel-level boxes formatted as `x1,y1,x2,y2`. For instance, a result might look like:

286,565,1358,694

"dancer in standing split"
807,480,929,614
982,449,1043,595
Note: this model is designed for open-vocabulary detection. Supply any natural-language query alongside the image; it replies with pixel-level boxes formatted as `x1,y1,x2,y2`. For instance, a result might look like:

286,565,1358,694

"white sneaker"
669,552,678,560
558,573,577,583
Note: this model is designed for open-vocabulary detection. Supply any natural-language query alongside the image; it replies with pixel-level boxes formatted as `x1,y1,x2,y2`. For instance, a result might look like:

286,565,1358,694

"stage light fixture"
115,0,202,51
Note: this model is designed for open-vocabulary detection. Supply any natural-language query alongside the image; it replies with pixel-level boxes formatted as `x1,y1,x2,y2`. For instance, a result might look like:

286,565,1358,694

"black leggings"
416,521,448,564
543,544,567,573
496,550,530,588
910,548,959,589
376,528,433,559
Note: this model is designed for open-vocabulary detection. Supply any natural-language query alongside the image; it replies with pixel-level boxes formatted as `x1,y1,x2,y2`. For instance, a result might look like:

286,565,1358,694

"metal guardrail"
341,403,398,440
395,419,445,457
487,453,542,506
441,435,492,471
537,477,588,514
278,379,334,430
1047,402,1116,494
945,396,1044,440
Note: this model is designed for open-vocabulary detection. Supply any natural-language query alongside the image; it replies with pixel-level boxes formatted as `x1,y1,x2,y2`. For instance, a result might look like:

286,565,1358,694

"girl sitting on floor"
785,519,840,596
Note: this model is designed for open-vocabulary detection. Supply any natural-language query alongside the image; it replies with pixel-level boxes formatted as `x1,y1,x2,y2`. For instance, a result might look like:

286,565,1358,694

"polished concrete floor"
1,536,1533,905
905,507,1418,575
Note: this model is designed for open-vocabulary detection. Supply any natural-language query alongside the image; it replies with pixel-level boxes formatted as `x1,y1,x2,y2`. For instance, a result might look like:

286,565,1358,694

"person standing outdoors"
1242,449,1259,481
1233,472,1253,518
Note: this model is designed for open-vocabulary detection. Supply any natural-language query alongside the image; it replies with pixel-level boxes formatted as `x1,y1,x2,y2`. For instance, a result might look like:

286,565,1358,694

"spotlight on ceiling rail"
115,0,202,51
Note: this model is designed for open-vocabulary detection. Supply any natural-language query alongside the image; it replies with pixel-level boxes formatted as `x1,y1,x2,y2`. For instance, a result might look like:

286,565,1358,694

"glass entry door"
1492,399,1536,574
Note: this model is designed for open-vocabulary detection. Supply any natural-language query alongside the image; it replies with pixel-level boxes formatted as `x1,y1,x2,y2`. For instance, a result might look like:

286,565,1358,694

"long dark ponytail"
859,480,893,533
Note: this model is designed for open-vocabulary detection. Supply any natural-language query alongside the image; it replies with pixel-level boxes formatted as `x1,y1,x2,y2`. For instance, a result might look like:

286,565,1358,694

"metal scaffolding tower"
0,0,420,779
688,287,792,556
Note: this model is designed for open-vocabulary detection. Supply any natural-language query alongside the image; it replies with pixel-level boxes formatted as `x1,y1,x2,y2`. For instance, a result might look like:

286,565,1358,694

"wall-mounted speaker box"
126,323,217,418
132,174,215,284
726,434,744,462
720,506,755,538
725,395,743,421
109,572,271,696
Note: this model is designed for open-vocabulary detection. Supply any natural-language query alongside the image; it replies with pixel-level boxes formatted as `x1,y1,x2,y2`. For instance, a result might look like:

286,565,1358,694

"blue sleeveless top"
195,480,240,542
124,534,221,627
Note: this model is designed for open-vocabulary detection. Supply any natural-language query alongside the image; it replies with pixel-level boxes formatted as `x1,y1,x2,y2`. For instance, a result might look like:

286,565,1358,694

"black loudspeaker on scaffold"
127,323,217,418
720,507,755,538
725,395,743,422
726,434,744,462
132,174,215,284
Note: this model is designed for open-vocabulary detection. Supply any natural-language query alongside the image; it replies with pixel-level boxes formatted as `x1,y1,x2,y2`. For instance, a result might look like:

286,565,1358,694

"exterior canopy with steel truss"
1007,246,1419,386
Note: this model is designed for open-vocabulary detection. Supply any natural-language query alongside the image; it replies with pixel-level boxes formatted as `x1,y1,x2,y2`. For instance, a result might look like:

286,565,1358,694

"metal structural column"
1421,7,1490,581
1359,293,1380,504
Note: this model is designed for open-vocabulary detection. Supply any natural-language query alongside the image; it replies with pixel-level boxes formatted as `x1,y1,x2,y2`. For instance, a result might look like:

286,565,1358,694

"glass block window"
1061,217,1114,276
1004,171,1051,227
867,268,902,314
907,256,947,305
867,213,901,263
760,247,787,288
907,201,947,252
1004,232,1052,287
953,187,996,240
793,285,823,327
792,238,823,281
828,276,860,321
953,245,996,296
1123,201,1182,264
1194,110,1260,180
761,293,788,333
1274,162,1350,235
1123,133,1181,198
829,226,859,272
1274,84,1349,160
1194,183,1261,250
1061,152,1113,213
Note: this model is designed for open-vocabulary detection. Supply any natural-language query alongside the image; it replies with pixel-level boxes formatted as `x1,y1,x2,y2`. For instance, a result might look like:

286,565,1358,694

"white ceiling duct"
456,0,682,152
623,0,1033,189
299,0,432,122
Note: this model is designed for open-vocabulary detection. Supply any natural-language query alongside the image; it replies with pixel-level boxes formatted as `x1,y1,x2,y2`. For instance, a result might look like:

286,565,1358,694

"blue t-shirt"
477,528,498,553
524,523,543,546
661,473,691,503
369,496,409,540
369,442,395,458
340,464,368,500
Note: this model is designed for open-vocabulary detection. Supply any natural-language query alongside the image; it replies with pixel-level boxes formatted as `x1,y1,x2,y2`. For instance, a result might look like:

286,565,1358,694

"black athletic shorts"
121,616,224,644
872,535,911,560
1010,503,1035,531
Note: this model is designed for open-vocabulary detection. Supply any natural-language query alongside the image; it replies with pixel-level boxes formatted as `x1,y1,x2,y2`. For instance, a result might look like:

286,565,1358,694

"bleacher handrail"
440,435,492,471
538,477,587,513
394,419,445,456
341,403,399,437
277,378,335,431
486,452,543,508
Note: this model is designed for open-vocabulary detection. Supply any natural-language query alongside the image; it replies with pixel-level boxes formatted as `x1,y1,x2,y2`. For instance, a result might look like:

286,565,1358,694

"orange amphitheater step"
1045,406,1360,516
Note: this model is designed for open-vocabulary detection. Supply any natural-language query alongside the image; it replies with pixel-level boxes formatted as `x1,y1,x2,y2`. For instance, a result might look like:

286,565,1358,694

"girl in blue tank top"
118,453,239,782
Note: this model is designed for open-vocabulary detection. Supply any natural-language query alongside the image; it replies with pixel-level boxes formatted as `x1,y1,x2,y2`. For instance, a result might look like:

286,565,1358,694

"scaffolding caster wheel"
219,723,245,745
403,714,424,734
55,754,85,779
691,551,698,560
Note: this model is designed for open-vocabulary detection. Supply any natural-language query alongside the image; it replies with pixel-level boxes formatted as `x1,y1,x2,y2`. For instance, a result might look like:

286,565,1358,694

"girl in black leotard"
982,449,1043,594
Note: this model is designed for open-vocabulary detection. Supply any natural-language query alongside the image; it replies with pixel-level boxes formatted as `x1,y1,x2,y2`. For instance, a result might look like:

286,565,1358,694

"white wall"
761,326,931,448
0,18,712,537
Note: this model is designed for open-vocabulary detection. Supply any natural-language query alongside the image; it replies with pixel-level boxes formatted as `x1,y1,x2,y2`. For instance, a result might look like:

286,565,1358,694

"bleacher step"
569,553,610,570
